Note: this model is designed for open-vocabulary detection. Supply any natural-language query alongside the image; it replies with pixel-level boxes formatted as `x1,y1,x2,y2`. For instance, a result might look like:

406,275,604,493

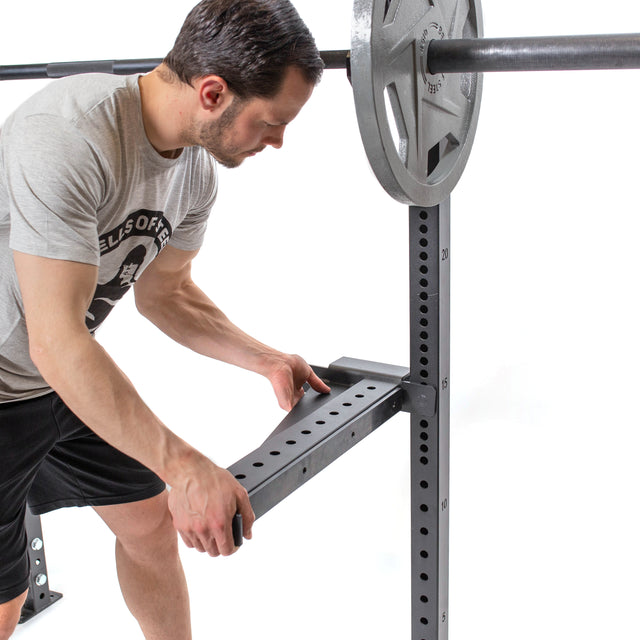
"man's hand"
265,354,331,412
167,454,255,557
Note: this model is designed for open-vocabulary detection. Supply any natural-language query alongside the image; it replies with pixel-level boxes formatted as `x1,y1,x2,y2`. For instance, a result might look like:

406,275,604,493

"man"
0,1,329,638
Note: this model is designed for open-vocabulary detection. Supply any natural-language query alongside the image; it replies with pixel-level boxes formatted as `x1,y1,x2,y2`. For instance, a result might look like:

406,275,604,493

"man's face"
197,66,315,168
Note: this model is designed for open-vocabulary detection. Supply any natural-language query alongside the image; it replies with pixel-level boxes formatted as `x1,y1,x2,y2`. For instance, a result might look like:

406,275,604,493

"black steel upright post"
19,508,62,623
409,199,450,640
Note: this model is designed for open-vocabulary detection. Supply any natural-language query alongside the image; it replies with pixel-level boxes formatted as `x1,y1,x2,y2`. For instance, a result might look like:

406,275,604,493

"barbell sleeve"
427,33,640,74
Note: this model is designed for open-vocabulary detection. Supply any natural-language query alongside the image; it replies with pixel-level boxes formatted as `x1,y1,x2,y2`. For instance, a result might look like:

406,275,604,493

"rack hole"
315,420,325,425
286,440,296,445
235,474,246,480
420,445,428,453
420,573,429,582
343,402,352,407
302,429,312,434
420,550,429,559
303,467,307,474
355,394,364,398
420,481,429,489
420,504,429,512
420,420,429,428
367,386,377,390
253,462,264,468
420,528,429,536
270,451,281,456
420,595,429,603
329,411,339,416
420,617,429,625
420,457,429,465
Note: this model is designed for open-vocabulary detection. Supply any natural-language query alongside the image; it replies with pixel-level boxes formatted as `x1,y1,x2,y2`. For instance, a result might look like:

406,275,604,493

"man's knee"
0,590,28,640
111,494,178,559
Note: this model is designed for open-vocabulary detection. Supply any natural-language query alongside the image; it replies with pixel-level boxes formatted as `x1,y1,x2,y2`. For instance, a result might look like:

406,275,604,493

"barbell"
1,0,639,207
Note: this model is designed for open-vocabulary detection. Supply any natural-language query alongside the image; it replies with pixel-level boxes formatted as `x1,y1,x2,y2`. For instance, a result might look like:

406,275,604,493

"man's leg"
93,491,191,640
0,591,28,640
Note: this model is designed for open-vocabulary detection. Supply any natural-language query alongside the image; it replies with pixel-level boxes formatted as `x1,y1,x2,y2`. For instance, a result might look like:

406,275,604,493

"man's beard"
196,99,249,169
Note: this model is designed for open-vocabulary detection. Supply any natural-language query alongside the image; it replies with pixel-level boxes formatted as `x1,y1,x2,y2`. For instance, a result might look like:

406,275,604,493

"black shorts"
0,391,166,605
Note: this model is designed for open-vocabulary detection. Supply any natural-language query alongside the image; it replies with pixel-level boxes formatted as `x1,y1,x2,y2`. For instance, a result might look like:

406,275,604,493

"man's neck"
138,65,191,158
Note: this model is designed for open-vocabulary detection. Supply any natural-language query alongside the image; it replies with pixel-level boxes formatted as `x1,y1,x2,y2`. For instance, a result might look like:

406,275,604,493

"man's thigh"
27,392,166,515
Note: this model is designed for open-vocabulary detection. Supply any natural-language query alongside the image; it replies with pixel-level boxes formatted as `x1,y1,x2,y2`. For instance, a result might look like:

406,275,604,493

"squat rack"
3,9,640,640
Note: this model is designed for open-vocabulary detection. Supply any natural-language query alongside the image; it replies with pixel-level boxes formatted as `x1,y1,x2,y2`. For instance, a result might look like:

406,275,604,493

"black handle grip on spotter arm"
232,512,243,548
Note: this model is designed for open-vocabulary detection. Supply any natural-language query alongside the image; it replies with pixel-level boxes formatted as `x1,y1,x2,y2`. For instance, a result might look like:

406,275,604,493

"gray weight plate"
351,0,483,207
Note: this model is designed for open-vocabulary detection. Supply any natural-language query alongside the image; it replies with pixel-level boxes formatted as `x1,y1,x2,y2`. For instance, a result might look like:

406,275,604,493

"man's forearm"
137,281,284,376
31,330,199,484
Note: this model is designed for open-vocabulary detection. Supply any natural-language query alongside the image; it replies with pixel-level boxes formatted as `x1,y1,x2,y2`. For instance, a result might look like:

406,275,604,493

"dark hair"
164,0,324,99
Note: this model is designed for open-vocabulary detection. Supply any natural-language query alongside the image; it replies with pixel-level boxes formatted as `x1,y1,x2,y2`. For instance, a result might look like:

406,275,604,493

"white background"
3,0,640,638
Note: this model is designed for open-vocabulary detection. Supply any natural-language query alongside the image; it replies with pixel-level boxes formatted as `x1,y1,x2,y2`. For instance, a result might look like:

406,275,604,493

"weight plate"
351,0,483,206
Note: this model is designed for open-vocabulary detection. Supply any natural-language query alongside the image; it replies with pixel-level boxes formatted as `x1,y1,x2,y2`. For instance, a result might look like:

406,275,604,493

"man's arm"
13,250,254,557
133,245,331,411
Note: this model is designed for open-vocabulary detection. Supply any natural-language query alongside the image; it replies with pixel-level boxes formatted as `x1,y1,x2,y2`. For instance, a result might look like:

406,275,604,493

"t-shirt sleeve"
4,114,104,265
168,153,218,252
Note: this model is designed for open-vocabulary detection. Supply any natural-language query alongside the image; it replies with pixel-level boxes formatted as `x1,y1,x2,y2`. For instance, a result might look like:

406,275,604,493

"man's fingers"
308,370,331,394
204,538,220,558
178,531,195,549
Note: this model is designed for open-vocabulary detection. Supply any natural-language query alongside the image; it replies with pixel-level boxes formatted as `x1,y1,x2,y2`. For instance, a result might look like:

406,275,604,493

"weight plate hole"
383,83,408,165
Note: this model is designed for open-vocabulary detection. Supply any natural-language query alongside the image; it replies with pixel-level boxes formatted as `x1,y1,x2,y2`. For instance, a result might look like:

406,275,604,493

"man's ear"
196,75,231,112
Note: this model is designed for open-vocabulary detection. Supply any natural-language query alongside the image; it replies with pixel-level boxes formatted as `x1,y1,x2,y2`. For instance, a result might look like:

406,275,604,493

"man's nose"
264,125,285,149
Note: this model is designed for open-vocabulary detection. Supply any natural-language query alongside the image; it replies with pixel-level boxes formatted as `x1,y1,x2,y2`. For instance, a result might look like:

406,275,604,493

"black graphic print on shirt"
86,209,173,332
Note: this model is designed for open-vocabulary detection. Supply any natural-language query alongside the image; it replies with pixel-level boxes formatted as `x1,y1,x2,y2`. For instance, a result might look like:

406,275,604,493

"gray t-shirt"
0,73,218,402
